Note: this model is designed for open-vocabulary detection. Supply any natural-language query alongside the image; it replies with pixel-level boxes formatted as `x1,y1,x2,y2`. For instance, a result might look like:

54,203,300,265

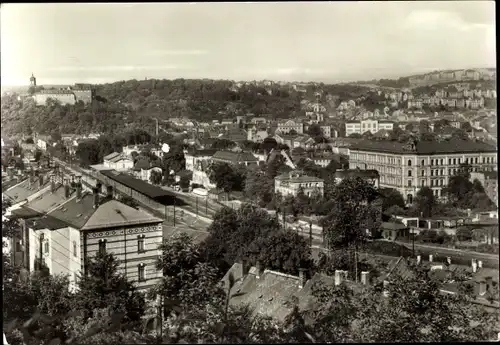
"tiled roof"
212,151,258,163
3,177,51,203
81,199,162,231
37,89,75,95
184,149,217,157
275,172,323,183
351,139,497,154
48,192,96,229
334,169,380,179
23,184,67,214
26,214,70,231
103,152,120,161
133,158,151,171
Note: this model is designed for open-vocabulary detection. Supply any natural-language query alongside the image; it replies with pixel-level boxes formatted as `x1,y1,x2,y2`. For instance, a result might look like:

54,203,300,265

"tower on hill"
30,73,37,87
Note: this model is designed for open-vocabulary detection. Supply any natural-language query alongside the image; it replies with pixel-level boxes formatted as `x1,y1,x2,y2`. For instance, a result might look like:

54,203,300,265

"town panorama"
2,2,499,344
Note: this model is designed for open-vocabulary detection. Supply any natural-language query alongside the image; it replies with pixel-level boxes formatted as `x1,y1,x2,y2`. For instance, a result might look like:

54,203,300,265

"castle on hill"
29,73,95,105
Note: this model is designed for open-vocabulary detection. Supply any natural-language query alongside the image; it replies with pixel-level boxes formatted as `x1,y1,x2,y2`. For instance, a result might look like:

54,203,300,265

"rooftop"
212,150,258,163
3,177,51,203
48,192,96,229
334,169,380,179
100,170,175,202
80,199,163,231
275,171,323,183
351,139,497,155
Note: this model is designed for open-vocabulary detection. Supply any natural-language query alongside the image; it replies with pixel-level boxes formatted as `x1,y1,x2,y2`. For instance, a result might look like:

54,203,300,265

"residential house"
250,117,267,125
247,128,269,142
103,152,134,172
29,187,164,292
275,171,324,197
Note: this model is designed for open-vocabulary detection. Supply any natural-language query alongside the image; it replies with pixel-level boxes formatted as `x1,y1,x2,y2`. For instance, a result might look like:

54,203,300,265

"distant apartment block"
345,120,394,136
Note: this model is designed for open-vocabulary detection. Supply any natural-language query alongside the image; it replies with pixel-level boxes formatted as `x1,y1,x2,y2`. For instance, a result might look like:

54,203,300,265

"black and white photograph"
1,2,498,343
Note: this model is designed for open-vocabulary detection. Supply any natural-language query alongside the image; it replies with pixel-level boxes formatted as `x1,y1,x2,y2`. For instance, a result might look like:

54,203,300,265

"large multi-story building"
349,138,497,204
274,171,324,197
345,120,395,136
30,74,94,106
277,120,304,134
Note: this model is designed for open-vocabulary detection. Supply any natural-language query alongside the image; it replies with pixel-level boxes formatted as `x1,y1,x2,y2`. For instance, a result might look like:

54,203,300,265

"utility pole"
173,198,176,227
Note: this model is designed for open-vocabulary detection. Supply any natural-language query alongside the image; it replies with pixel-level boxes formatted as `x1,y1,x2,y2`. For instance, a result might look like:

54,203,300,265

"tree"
151,233,224,312
261,137,278,153
74,251,146,329
247,230,314,275
179,174,191,190
419,120,431,134
208,162,245,195
203,204,281,270
244,167,274,207
149,170,162,185
211,138,236,151
451,128,469,141
51,131,62,142
307,124,322,138
348,133,362,139
354,265,498,342
415,186,436,218
34,149,43,162
75,139,101,167
456,226,473,242
266,153,292,179
461,121,473,132
379,188,405,211
321,177,381,278
289,129,298,135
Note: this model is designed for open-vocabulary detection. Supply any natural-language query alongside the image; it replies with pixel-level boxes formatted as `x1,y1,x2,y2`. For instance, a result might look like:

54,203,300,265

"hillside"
1,78,373,137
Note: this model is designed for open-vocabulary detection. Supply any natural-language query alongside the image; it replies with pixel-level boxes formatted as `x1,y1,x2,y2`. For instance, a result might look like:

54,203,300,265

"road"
392,240,499,261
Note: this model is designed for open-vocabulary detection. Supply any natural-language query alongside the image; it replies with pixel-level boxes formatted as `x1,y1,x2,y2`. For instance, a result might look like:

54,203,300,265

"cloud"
146,49,209,56
403,10,490,32
49,65,181,72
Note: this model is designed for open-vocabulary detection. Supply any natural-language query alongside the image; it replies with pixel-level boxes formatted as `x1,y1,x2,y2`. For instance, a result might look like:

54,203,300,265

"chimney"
429,254,433,263
107,186,113,199
255,260,263,279
361,271,369,285
335,270,347,286
239,259,249,278
472,259,478,273
416,255,421,265
76,183,82,200
485,276,493,289
478,260,483,269
298,268,306,289
478,280,487,296
50,175,56,193
383,280,390,297
93,188,99,209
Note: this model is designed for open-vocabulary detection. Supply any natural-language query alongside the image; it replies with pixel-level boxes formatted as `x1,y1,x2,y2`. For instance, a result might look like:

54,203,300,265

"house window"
440,159,444,165
421,170,425,177
431,170,434,176
430,179,434,187
421,159,425,166
453,158,456,165
137,235,145,253
407,180,412,187
408,170,412,177
138,264,146,282
430,159,434,166
98,240,107,255
73,241,77,257
44,241,49,254
407,160,412,166
448,159,452,165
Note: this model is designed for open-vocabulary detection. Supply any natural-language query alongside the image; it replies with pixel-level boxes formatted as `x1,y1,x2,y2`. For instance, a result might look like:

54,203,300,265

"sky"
0,2,496,86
